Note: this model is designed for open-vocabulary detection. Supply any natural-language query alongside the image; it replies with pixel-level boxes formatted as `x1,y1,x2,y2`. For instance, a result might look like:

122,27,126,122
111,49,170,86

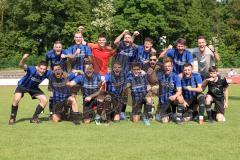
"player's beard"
150,62,156,67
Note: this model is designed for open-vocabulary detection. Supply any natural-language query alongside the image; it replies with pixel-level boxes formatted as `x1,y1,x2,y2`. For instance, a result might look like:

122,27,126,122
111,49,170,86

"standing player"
48,64,80,125
180,63,205,124
131,31,156,68
105,61,127,122
63,31,92,72
82,33,116,75
46,41,68,117
202,66,228,122
114,30,137,72
189,36,220,80
114,30,137,118
9,54,52,124
45,41,68,71
125,63,152,125
157,58,182,124
67,63,105,124
160,38,193,75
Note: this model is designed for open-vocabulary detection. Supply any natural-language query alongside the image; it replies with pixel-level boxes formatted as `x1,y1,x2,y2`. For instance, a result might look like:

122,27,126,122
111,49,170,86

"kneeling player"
105,61,127,122
9,54,52,124
157,58,182,124
49,64,80,125
180,63,205,124
125,63,152,125
202,66,228,122
143,53,163,119
67,63,105,124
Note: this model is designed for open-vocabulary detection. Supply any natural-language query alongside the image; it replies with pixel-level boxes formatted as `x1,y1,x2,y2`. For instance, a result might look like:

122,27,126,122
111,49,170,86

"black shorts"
111,94,125,114
83,99,98,119
53,100,70,114
70,85,81,94
15,86,44,99
158,101,177,118
212,97,225,115
132,98,146,116
185,96,198,110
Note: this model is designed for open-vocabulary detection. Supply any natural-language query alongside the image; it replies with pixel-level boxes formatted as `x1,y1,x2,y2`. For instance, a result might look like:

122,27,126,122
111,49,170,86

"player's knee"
162,116,169,123
68,96,76,104
40,96,48,106
205,95,212,105
12,100,20,106
177,96,184,104
52,114,61,122
132,115,139,123
114,114,120,121
13,93,22,105
216,113,225,122
84,119,90,124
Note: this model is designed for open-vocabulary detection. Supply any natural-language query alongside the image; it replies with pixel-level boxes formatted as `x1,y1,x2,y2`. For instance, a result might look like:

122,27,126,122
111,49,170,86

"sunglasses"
150,59,157,61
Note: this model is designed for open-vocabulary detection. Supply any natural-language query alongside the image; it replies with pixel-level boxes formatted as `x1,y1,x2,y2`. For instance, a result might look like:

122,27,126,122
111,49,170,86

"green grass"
0,85,240,160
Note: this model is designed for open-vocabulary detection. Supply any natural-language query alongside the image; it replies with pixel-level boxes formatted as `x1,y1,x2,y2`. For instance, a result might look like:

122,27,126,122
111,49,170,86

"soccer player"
132,31,156,68
82,33,115,75
48,64,80,125
45,41,68,72
125,63,152,125
9,54,52,124
67,63,105,124
63,31,92,72
189,36,220,80
142,53,163,120
157,57,182,124
160,38,193,75
114,30,137,72
180,63,205,124
114,30,137,119
46,41,68,118
202,66,228,122
105,61,127,122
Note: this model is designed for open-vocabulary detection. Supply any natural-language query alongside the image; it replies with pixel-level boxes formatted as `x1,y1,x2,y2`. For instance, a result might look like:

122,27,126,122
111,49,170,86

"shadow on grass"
15,117,49,124
229,96,240,100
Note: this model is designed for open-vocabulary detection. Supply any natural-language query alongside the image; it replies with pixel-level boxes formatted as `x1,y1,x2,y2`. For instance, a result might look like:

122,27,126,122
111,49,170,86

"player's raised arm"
19,53,29,70
208,45,220,62
202,77,212,89
132,31,140,43
159,45,173,58
114,30,129,46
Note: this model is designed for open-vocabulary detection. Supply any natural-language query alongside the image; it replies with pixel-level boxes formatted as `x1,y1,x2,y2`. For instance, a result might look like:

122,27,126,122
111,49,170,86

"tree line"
0,0,239,68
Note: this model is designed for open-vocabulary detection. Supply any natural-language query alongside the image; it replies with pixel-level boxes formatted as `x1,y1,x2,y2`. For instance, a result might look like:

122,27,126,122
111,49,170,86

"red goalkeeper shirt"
88,43,115,75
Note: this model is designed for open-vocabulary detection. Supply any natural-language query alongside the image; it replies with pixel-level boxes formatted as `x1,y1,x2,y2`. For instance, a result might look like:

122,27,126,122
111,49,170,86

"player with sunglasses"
142,53,163,120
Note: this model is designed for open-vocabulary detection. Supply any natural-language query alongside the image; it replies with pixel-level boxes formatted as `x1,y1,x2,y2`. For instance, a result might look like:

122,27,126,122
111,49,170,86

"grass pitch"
0,85,240,160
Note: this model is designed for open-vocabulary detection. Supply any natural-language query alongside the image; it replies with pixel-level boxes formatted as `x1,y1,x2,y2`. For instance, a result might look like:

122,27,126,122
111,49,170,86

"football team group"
8,27,229,126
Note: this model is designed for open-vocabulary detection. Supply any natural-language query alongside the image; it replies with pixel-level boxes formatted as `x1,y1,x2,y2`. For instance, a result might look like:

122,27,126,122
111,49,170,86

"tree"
91,0,115,43
113,0,166,45
0,0,8,30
